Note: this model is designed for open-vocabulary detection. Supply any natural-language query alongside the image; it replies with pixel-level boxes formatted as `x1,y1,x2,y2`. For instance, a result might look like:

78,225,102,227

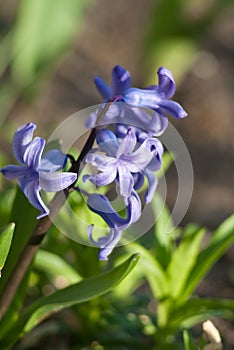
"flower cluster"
0,65,187,260
83,65,187,259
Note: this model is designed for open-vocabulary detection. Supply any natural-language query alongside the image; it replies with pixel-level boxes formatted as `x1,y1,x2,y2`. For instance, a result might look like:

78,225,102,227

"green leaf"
171,297,234,329
124,241,169,299
151,193,175,269
183,329,196,350
0,223,15,276
0,254,139,348
167,226,205,300
180,214,234,300
34,249,82,284
11,0,92,89
0,187,38,293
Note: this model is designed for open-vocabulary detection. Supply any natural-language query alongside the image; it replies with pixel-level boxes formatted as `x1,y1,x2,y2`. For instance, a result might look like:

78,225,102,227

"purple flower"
87,190,141,260
87,65,168,136
123,67,187,119
83,128,163,199
94,65,132,101
0,123,77,219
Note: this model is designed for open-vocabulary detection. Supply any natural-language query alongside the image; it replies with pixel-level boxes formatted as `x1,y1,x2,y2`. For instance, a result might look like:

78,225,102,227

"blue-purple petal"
148,111,168,136
118,165,134,197
144,169,158,203
159,99,188,119
23,137,45,169
96,129,119,156
98,228,122,260
111,65,131,96
39,171,77,192
0,165,30,180
127,190,142,223
87,193,127,228
88,225,122,260
12,123,36,165
157,66,176,99
18,177,49,219
40,149,67,172
116,128,136,158
84,167,117,187
94,76,112,100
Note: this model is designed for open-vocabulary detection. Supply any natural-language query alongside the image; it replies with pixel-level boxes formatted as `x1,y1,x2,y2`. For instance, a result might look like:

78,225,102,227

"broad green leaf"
12,0,92,89
151,193,175,269
112,254,145,298
124,240,169,299
0,223,15,275
0,254,139,348
34,249,82,284
180,214,234,300
170,297,234,329
0,187,38,293
167,226,205,300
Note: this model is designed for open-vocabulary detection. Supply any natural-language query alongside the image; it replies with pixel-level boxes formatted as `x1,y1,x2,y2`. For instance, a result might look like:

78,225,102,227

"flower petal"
148,111,168,136
118,164,134,197
88,225,122,260
123,88,161,109
40,150,67,172
133,172,145,190
98,228,122,260
116,128,136,158
96,129,119,156
39,171,77,192
85,153,117,170
126,190,142,224
12,123,37,165
23,137,45,169
159,99,188,119
157,66,176,98
18,177,49,219
87,193,127,228
0,165,29,180
84,166,117,187
111,65,131,96
94,76,111,100
144,169,158,203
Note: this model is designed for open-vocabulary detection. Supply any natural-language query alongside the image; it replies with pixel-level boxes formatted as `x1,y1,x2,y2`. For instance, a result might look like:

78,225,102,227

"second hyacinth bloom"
0,123,77,218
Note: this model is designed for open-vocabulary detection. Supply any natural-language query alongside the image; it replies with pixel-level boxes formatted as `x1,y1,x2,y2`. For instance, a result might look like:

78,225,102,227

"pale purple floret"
0,123,77,219
83,128,163,200
87,190,141,260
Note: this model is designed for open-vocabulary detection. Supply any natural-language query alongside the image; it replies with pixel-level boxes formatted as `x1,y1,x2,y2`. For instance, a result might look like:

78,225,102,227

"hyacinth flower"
87,65,169,136
83,128,163,200
87,191,141,260
88,65,187,136
0,123,77,219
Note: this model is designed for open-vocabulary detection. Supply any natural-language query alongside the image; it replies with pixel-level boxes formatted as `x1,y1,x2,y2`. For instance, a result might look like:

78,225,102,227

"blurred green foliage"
11,0,91,92
0,0,92,127
145,0,234,82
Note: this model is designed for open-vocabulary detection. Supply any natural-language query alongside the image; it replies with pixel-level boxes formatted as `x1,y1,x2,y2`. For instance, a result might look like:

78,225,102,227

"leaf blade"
0,254,139,348
0,223,15,275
